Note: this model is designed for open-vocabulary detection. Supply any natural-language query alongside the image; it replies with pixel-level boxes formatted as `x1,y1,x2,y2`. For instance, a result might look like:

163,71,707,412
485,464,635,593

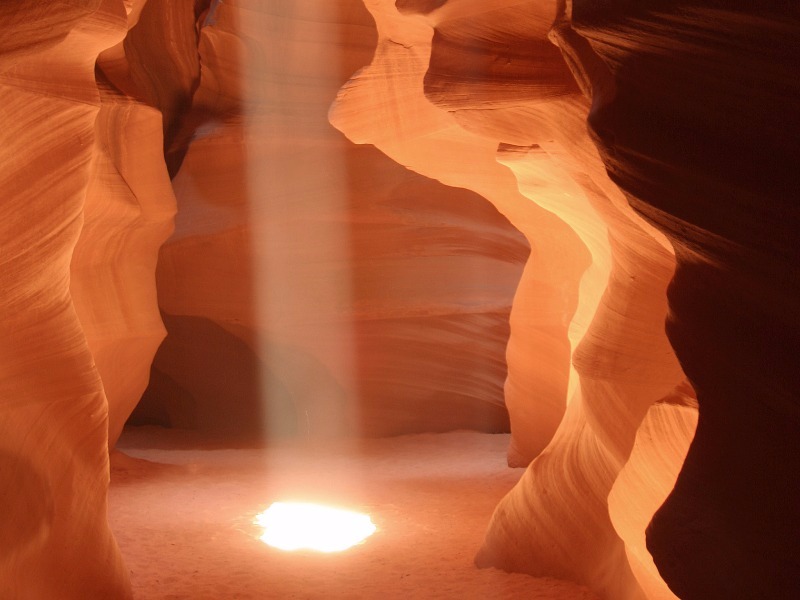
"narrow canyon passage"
1,1,797,599
109,429,598,600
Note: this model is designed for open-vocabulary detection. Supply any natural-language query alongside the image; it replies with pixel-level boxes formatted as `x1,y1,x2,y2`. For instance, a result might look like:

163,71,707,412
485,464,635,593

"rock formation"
330,1,693,598
570,4,800,598
331,1,798,599
137,0,528,439
0,2,138,597
1,0,798,599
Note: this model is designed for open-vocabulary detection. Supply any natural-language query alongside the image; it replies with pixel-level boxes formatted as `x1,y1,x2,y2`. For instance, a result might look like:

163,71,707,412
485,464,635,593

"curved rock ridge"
71,0,178,448
332,1,696,599
331,0,592,465
141,0,528,439
1,1,795,598
569,3,800,598
0,1,136,597
608,384,698,600
120,0,209,174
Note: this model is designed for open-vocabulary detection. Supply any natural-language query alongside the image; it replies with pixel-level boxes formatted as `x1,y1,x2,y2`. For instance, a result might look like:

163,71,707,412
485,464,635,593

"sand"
109,429,599,600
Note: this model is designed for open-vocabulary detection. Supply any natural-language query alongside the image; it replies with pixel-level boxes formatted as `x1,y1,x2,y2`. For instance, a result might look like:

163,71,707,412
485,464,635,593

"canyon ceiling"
0,1,797,599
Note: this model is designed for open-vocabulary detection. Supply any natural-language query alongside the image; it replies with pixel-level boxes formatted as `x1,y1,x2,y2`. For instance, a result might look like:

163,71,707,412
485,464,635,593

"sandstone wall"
572,3,800,597
1,2,797,599
139,0,528,439
331,1,797,599
330,1,701,599
0,2,137,597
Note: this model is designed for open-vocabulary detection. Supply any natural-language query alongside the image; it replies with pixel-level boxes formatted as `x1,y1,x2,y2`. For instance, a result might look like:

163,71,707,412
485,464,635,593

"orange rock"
2,1,797,598
333,2,692,599
144,0,528,439
0,1,135,597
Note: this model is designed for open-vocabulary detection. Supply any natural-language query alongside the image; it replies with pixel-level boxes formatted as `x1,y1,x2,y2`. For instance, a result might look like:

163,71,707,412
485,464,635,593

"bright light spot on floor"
255,502,376,552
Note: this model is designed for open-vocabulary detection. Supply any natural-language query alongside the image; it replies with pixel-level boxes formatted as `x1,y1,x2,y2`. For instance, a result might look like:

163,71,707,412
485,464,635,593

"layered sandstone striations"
334,1,799,599
141,0,528,439
332,1,698,599
330,0,592,464
569,3,800,598
2,1,797,599
71,0,178,449
0,1,138,597
1,0,186,594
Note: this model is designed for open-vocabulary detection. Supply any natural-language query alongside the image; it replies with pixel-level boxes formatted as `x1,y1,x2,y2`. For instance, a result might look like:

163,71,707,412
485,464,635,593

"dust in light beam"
255,502,377,552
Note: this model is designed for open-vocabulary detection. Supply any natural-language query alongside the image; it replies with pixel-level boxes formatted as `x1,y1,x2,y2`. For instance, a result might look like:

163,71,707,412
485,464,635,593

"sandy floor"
110,429,599,600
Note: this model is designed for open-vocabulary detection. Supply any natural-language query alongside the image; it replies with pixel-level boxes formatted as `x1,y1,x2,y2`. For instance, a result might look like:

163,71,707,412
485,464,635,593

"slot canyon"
0,1,797,599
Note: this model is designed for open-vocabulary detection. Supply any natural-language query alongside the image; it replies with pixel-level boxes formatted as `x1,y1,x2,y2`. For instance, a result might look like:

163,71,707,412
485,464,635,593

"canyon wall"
1,1,797,599
570,3,800,598
331,2,692,598
136,0,528,440
333,1,798,599
0,2,137,597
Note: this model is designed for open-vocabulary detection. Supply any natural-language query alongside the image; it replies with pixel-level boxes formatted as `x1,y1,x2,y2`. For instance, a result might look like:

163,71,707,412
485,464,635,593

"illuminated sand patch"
110,431,601,598
255,502,377,552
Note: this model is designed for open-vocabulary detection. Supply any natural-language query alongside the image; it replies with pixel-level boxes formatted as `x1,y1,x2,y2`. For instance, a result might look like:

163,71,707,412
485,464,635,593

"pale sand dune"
110,429,598,600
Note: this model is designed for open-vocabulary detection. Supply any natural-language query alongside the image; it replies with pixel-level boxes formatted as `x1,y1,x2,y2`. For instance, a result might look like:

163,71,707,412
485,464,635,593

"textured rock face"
335,2,796,599
0,2,137,597
332,2,694,598
569,4,800,598
1,1,798,599
72,49,176,449
138,0,528,439
329,1,592,464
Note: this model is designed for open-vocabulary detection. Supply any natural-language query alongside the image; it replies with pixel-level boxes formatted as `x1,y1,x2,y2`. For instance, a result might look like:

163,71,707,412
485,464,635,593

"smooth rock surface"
2,1,797,599
142,0,528,439
571,3,800,597
0,1,135,597
332,2,695,598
